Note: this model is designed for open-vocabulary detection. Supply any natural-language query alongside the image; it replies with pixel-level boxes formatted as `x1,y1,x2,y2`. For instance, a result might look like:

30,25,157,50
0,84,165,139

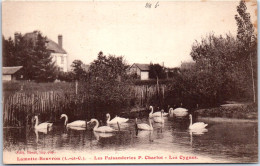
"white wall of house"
140,71,149,80
3,75,11,81
51,53,68,72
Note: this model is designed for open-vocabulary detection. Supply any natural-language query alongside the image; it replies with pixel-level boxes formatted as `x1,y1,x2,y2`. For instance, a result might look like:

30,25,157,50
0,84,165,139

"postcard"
2,0,258,164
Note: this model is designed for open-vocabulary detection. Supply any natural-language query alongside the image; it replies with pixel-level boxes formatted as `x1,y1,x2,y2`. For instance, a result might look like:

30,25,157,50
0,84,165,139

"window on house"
61,56,64,64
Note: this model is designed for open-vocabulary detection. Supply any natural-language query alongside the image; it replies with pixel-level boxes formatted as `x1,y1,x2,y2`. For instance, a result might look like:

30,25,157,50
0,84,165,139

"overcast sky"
2,1,257,69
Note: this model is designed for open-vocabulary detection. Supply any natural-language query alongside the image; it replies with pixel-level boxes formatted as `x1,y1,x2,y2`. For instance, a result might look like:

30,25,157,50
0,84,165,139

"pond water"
3,116,258,163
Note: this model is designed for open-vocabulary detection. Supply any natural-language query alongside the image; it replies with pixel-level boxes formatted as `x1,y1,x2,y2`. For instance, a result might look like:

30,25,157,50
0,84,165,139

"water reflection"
3,116,258,163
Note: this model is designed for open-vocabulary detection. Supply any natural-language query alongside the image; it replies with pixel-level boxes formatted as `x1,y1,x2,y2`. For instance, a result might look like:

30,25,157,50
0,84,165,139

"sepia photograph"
2,0,258,164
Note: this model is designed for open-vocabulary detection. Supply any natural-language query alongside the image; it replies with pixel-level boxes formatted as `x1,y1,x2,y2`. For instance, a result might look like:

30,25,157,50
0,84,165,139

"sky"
2,1,257,70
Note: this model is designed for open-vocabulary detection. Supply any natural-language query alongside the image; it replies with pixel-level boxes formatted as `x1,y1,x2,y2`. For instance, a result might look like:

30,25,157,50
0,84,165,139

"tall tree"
235,0,257,102
2,36,15,67
31,31,57,82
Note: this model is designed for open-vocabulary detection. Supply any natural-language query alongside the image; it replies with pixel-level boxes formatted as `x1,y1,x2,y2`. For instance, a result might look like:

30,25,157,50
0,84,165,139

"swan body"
34,116,53,130
90,119,115,133
153,109,165,123
106,113,129,124
153,112,168,117
169,107,188,117
60,114,87,128
136,118,153,131
149,106,168,117
153,116,165,123
189,114,208,130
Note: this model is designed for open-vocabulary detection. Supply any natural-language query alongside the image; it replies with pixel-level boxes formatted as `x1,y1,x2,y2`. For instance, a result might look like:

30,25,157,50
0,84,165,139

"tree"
235,0,257,102
71,60,86,80
149,63,166,79
2,36,15,67
89,51,128,81
30,31,57,82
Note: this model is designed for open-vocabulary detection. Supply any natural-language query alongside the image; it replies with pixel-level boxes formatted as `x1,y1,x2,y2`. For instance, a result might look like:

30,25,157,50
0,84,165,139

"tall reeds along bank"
3,81,169,127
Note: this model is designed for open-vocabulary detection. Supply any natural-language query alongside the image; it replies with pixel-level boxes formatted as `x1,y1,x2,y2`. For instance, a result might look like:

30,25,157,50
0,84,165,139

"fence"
3,84,167,127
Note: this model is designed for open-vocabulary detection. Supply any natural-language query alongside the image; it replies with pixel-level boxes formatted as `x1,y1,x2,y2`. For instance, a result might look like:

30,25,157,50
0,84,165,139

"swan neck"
35,117,38,128
150,107,153,114
189,116,192,127
94,119,99,130
106,114,111,123
64,115,68,126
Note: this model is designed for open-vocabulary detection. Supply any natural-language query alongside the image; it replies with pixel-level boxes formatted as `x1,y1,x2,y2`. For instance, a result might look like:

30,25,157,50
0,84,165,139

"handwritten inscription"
145,1,159,8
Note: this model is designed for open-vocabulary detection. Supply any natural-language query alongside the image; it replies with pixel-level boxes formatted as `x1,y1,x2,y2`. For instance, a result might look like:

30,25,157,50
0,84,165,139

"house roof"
2,66,23,75
131,63,150,71
46,39,67,54
24,32,67,54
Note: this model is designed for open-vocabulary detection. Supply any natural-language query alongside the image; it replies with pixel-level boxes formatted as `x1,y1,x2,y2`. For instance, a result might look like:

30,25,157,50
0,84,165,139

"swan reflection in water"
93,131,114,140
34,127,52,144
189,128,208,145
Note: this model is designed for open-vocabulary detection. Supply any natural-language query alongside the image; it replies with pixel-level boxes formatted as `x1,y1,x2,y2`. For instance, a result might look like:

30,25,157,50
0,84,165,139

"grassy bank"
195,102,257,120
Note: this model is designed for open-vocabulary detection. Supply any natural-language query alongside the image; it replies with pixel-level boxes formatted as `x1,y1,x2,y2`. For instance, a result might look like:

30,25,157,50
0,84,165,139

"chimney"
58,35,63,48
14,32,19,46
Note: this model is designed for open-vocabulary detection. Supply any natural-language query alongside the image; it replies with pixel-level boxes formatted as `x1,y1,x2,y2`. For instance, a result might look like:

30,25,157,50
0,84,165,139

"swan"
136,118,153,131
34,116,53,130
189,114,208,130
60,114,88,128
150,106,168,117
170,107,188,117
90,119,115,133
106,113,129,124
153,110,165,123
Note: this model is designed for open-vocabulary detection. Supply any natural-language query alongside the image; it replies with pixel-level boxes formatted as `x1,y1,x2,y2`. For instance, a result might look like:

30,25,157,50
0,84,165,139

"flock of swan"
33,106,208,135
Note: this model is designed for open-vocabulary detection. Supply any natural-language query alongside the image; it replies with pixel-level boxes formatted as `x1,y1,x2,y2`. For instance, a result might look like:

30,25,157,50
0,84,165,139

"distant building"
164,67,180,78
22,31,68,72
128,63,150,80
2,66,23,81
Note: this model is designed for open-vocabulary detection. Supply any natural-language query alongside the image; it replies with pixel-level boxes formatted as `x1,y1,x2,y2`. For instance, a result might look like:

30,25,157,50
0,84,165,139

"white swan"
136,118,153,131
150,106,168,117
34,116,53,130
189,114,208,130
169,107,188,117
153,110,165,123
106,113,129,124
60,114,88,128
90,119,115,133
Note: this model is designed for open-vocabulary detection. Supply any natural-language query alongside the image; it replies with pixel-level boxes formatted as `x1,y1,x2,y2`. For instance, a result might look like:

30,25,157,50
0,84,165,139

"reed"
3,82,166,127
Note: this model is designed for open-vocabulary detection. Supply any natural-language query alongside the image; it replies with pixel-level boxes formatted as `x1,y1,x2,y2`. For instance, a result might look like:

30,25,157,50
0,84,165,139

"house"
2,66,23,81
128,63,150,80
22,31,68,72
164,67,180,78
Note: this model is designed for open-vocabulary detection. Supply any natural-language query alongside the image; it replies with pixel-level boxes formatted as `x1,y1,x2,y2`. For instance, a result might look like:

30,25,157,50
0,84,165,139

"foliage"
235,0,257,102
57,71,75,82
71,59,87,80
31,32,57,82
186,0,257,103
2,36,15,67
89,51,129,81
149,63,166,79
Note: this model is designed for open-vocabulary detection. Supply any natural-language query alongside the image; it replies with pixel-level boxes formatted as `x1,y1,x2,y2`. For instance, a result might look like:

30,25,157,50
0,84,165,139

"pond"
3,116,258,163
